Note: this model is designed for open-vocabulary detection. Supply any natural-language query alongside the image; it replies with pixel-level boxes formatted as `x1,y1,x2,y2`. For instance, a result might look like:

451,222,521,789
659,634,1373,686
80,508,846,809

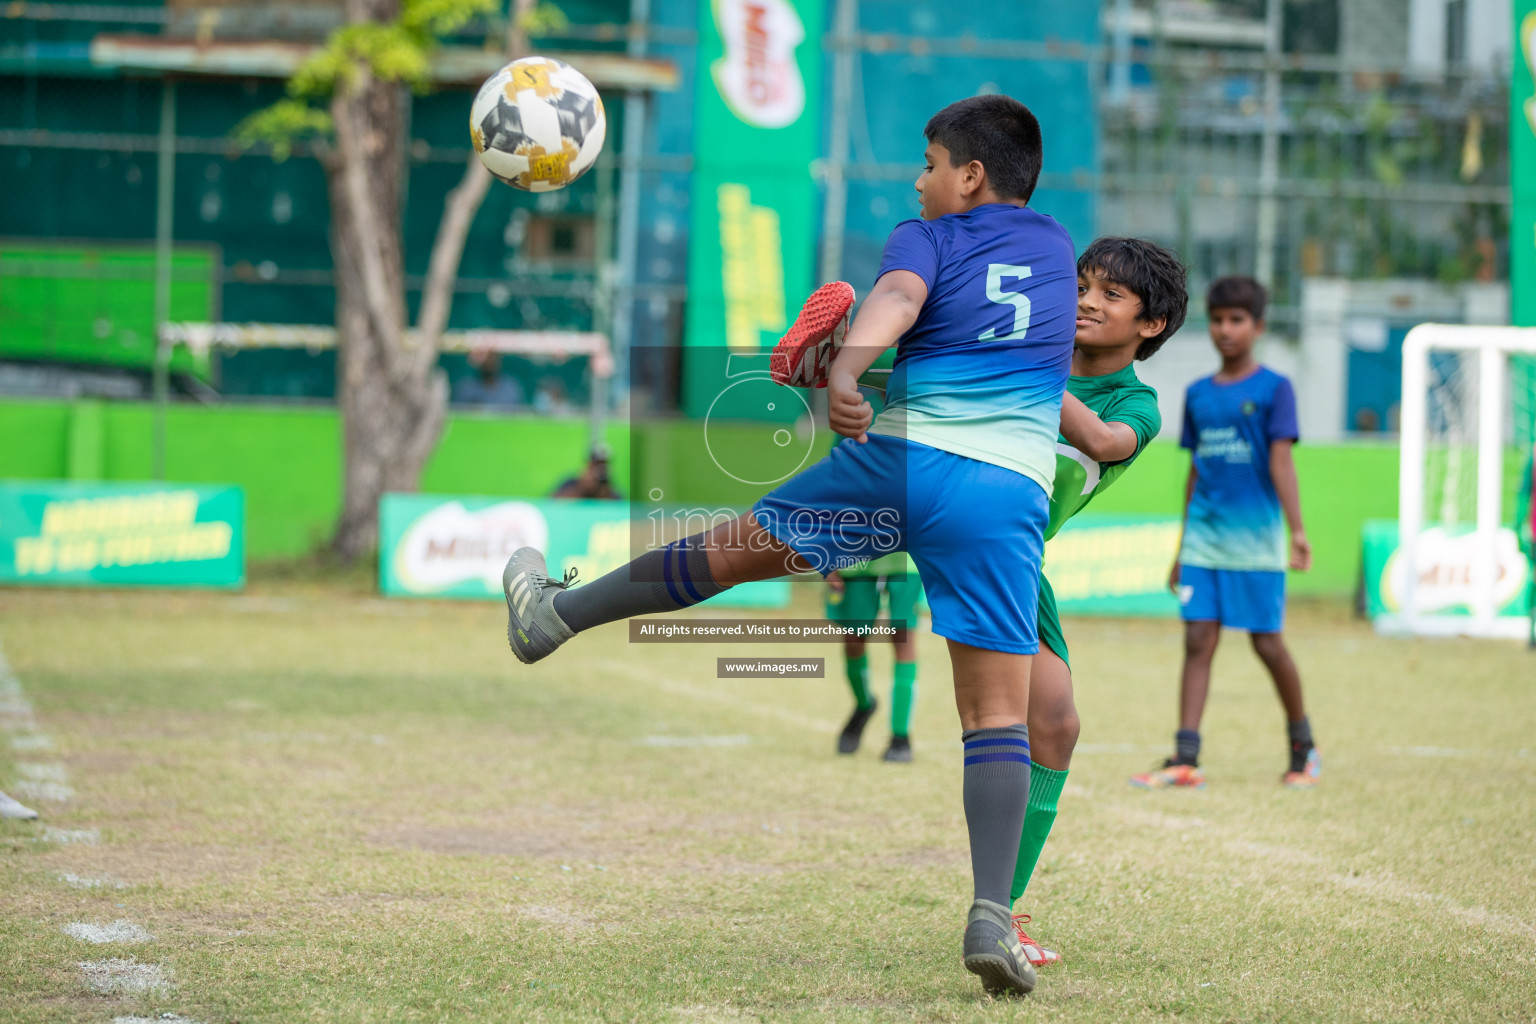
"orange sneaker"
1282,745,1320,788
1011,914,1061,967
769,281,855,388
1129,760,1207,789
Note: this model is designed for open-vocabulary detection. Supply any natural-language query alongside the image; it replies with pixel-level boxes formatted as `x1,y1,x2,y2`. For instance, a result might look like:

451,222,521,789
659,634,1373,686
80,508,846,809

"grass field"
2,579,1535,1023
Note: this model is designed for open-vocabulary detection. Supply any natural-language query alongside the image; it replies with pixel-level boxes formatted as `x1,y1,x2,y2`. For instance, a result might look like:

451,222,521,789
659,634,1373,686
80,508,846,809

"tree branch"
413,154,493,371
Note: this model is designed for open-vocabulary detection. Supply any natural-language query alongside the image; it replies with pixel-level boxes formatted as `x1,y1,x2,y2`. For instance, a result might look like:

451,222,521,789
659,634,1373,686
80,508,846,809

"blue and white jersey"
1178,367,1300,572
866,203,1076,493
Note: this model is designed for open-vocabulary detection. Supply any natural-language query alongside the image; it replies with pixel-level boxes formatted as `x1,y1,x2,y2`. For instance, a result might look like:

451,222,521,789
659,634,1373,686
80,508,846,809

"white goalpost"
1392,324,1536,639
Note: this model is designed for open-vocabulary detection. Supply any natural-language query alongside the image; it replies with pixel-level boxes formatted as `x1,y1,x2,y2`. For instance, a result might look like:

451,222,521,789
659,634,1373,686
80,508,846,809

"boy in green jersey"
826,553,923,761
1007,237,1188,966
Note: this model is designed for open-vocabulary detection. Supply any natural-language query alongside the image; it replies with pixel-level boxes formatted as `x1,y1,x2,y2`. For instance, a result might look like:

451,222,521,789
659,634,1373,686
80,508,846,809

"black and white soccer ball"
470,56,606,192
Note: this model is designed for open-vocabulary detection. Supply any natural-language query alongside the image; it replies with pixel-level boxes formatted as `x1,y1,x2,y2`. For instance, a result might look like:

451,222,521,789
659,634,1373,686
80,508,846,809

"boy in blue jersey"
1131,276,1320,790
502,95,1074,996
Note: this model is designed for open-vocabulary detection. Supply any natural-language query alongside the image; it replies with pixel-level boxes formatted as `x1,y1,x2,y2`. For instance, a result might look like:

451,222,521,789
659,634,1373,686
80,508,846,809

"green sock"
890,660,917,737
845,653,873,710
1010,761,1068,905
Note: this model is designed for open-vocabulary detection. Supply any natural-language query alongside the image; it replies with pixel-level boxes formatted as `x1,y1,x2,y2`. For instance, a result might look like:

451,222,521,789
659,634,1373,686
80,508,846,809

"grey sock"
1175,728,1201,765
962,724,1031,907
552,533,726,633
1288,716,1313,748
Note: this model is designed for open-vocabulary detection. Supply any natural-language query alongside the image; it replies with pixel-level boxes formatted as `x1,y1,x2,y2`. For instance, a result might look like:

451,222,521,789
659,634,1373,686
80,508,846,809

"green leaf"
231,99,334,162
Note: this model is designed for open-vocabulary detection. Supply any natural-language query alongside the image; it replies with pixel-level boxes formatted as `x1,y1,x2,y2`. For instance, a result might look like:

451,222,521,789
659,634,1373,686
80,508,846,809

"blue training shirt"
1178,366,1300,572
866,203,1076,493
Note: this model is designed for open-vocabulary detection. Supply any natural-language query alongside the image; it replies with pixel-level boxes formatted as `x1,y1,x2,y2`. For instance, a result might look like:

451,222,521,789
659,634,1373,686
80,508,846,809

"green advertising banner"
1044,515,1182,618
1359,519,1531,621
378,494,791,608
1516,1,1536,327
682,0,826,418
0,481,244,588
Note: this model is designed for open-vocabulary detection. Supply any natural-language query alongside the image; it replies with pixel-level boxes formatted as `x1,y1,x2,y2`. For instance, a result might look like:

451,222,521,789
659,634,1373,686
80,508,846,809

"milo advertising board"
379,495,790,608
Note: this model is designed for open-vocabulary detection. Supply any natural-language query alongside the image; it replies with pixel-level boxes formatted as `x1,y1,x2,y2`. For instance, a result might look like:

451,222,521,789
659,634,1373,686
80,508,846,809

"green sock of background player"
890,660,917,737
845,652,873,710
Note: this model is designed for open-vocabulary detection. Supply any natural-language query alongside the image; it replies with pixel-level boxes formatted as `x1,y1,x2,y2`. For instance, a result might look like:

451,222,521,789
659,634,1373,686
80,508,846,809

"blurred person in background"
553,444,620,500
454,352,525,408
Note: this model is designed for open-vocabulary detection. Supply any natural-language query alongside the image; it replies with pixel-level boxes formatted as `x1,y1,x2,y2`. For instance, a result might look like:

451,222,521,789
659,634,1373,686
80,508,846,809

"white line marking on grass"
41,826,99,844
64,920,153,944
641,735,753,748
59,872,130,889
1223,840,1536,943
113,1015,202,1024
0,694,34,716
1384,745,1535,760
9,733,54,751
521,904,593,928
16,762,68,782
613,661,837,733
0,790,40,819
1331,872,1536,942
12,779,73,802
78,959,171,994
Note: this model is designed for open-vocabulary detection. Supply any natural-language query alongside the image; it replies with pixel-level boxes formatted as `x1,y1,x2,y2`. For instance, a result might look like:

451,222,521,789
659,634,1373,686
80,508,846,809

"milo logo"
710,0,807,129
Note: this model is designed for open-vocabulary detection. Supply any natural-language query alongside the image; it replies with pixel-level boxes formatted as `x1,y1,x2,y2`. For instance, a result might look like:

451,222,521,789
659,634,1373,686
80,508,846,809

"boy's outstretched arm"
1060,394,1138,463
827,270,927,442
1270,439,1311,571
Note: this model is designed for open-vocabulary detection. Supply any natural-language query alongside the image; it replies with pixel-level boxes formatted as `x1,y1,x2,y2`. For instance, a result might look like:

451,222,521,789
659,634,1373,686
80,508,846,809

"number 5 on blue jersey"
980,264,1033,341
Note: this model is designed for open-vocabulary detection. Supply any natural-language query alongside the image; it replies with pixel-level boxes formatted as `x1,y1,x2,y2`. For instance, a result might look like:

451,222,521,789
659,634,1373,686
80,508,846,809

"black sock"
962,725,1031,907
552,534,726,633
1175,728,1201,766
1288,717,1314,771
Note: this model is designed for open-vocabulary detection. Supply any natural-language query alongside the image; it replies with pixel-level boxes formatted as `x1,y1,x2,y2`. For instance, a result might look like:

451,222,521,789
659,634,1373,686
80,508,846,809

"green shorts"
1037,574,1069,667
825,573,922,631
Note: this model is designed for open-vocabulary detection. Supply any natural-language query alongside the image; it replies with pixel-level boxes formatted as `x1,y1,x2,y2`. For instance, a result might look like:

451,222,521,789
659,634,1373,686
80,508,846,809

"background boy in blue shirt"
504,95,1074,996
1132,276,1320,790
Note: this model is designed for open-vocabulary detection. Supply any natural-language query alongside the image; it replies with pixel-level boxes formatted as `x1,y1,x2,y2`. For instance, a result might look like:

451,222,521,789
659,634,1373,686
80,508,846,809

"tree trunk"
326,0,536,560
327,15,447,561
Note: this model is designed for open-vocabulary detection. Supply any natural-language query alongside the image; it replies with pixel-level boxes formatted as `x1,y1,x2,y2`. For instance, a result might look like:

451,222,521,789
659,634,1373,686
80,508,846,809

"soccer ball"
470,56,606,192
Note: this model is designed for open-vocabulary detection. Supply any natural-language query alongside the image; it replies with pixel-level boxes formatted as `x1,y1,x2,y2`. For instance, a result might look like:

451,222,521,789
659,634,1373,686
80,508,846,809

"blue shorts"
753,434,1048,654
1177,565,1286,634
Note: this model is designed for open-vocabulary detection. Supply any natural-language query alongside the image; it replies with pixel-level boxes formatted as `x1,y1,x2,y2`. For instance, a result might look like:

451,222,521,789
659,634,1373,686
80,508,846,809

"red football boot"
1011,914,1062,967
769,281,855,388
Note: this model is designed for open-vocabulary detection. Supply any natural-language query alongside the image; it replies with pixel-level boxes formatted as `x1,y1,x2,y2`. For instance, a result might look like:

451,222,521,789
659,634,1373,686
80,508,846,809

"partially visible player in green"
1006,236,1187,967
825,347,923,762
826,553,922,761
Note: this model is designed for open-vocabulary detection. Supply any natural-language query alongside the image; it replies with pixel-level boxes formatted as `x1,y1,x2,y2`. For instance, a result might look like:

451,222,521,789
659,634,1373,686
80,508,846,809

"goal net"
1390,325,1536,639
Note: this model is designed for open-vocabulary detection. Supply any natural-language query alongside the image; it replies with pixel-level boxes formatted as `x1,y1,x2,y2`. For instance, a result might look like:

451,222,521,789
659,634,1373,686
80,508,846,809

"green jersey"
1045,363,1162,540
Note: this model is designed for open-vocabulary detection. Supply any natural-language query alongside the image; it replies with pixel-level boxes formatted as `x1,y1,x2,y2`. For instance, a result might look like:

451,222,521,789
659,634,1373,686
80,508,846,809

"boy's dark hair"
1206,275,1268,321
924,95,1043,204
1077,237,1189,360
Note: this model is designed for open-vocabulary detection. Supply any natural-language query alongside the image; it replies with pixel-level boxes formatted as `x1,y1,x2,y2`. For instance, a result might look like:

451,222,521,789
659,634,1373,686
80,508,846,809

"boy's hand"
1289,531,1312,571
1168,562,1181,593
828,369,872,442
826,570,846,595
